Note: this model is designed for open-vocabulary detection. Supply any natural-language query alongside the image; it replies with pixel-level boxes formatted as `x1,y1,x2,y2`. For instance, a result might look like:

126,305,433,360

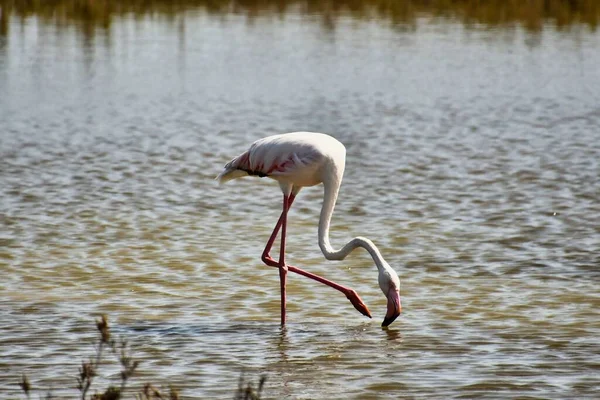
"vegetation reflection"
1,0,599,36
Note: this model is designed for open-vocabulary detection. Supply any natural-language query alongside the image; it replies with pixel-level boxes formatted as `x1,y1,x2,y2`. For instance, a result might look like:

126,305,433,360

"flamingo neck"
318,168,387,272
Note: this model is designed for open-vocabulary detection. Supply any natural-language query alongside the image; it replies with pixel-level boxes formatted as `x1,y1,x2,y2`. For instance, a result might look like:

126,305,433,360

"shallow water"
1,4,600,399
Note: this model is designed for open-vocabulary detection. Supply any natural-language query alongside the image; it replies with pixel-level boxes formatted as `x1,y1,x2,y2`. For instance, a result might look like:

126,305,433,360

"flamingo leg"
259,193,294,325
261,194,296,262
278,194,290,325
260,194,371,320
286,264,371,319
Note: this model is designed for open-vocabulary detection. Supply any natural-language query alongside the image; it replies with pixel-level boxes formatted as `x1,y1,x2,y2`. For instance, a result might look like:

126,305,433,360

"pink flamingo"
217,132,401,327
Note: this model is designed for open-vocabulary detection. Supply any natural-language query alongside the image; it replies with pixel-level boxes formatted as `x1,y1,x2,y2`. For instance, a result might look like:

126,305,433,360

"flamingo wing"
218,133,324,186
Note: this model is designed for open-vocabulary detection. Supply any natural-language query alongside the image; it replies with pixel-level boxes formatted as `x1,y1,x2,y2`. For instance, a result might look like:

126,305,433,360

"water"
1,2,600,399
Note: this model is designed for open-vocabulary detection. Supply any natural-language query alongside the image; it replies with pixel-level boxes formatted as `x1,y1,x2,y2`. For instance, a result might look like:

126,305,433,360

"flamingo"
217,132,401,327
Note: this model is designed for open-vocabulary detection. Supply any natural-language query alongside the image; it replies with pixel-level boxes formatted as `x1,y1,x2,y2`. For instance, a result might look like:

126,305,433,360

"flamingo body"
218,132,401,327
218,132,344,189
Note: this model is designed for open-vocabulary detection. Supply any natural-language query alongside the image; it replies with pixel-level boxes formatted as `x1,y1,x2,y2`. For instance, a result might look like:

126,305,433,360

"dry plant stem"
20,374,31,399
79,315,111,400
235,373,266,400
18,316,250,399
116,340,139,397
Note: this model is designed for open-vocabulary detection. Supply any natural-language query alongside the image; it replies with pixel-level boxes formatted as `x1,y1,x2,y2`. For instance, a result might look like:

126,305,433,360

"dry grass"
0,0,598,33
17,315,266,399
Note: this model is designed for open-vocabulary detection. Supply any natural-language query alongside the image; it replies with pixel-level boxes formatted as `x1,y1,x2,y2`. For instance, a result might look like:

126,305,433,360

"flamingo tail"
216,151,250,184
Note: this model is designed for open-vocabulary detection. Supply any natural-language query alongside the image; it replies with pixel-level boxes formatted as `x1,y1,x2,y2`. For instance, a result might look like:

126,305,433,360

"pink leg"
278,194,289,325
261,194,296,262
260,194,371,320
286,265,371,318
260,194,295,325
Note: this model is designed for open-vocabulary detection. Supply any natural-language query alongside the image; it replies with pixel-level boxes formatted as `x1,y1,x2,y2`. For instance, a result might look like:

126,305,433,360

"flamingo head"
379,263,402,327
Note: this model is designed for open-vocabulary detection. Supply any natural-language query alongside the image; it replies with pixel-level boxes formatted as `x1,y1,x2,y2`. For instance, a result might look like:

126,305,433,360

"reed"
235,373,267,400
0,0,598,34
17,315,266,399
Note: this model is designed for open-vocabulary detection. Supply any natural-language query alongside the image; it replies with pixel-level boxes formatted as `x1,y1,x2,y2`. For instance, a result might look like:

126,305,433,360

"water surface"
1,2,600,399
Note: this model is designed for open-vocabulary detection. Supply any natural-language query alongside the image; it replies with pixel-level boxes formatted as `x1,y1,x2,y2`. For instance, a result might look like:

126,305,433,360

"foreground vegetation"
0,0,598,34
18,316,266,400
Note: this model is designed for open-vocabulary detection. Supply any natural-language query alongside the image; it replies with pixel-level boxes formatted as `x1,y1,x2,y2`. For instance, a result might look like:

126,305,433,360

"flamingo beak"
381,289,401,327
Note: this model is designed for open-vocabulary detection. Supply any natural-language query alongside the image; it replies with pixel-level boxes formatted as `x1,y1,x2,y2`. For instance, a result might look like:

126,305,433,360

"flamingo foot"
345,289,372,318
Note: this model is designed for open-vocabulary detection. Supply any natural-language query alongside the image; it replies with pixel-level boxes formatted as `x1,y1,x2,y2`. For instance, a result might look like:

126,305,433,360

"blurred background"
1,1,599,399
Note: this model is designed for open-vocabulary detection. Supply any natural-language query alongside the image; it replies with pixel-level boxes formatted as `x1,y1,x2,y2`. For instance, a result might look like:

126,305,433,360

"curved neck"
318,168,386,272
